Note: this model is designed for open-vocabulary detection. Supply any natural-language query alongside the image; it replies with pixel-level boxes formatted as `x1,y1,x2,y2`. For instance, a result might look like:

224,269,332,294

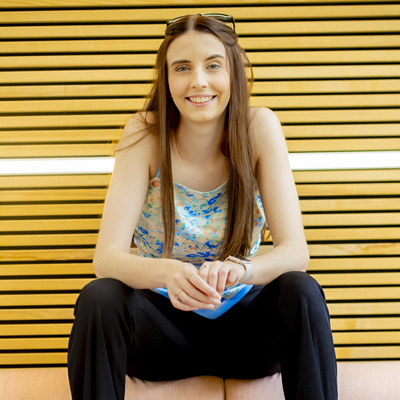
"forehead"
166,31,226,63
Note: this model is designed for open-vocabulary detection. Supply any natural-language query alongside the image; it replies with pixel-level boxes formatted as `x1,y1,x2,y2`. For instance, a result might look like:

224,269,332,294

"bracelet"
224,255,252,284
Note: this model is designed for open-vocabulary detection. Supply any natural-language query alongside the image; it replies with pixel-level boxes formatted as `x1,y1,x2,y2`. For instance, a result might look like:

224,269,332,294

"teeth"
189,96,213,103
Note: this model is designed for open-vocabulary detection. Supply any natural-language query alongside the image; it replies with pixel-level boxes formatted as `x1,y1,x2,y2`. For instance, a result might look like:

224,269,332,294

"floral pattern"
133,172,266,318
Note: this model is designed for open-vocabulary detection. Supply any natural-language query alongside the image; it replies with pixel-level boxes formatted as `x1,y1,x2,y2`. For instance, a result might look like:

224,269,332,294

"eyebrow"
170,53,225,67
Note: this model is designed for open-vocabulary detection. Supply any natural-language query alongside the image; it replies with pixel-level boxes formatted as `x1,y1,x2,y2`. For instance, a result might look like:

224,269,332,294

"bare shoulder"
249,107,282,138
248,107,286,160
119,111,158,149
115,111,159,176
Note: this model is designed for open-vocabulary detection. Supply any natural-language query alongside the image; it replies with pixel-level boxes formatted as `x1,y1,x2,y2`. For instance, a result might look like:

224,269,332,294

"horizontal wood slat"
2,20,400,39
2,257,400,276
1,219,102,231
1,201,399,222
4,178,400,200
0,249,96,262
0,263,94,276
2,126,400,151
1,81,400,100
1,110,400,130
335,347,400,360
3,346,400,367
2,94,400,113
0,338,68,351
2,65,399,84
2,213,400,232
2,179,399,198
1,233,99,246
0,282,399,306
1,189,108,202
0,308,74,321
1,243,399,262
4,273,400,292
2,0,399,7
0,174,110,188
2,36,400,54
4,327,400,350
1,228,399,247
288,139,400,152
2,170,400,188
0,353,67,366
331,317,400,331
2,51,400,69
1,324,72,336
328,302,400,316
4,139,400,157
258,243,400,257
3,316,400,336
0,294,80,307
309,258,400,271
1,5,399,22
313,273,400,286
0,278,92,292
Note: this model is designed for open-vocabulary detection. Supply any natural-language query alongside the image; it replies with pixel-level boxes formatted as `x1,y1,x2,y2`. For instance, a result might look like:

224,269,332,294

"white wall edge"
0,151,399,175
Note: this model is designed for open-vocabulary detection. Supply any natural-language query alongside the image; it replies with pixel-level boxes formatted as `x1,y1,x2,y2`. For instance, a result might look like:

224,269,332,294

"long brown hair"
142,14,255,259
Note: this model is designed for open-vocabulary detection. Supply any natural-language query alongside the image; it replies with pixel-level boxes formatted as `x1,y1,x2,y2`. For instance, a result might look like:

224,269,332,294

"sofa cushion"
337,361,400,400
0,368,71,400
126,375,225,400
225,373,284,400
225,361,400,400
2,362,400,399
0,368,225,400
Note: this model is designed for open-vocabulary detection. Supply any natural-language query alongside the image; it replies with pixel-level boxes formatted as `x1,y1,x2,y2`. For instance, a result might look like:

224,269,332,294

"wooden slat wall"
0,0,399,367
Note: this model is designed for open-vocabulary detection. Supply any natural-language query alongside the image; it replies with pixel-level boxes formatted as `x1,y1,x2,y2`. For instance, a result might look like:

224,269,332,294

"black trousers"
68,271,338,400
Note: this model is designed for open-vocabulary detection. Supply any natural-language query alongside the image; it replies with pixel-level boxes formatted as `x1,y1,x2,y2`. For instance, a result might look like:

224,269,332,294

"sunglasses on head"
166,13,236,32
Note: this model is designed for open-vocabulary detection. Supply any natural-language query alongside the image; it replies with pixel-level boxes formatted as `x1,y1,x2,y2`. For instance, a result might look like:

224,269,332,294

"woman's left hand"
198,260,246,295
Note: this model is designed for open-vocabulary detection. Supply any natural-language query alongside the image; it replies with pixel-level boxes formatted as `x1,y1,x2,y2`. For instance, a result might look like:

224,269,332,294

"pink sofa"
2,362,400,399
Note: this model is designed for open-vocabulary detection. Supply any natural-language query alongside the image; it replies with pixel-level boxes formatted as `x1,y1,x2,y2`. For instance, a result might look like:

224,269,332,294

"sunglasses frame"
166,13,236,32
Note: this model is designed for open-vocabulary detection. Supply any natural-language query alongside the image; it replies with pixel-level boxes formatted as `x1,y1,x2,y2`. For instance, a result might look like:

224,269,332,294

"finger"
198,263,210,281
180,292,220,310
172,297,199,312
216,266,230,294
185,278,221,306
177,289,220,310
168,288,198,311
189,270,221,300
207,264,219,291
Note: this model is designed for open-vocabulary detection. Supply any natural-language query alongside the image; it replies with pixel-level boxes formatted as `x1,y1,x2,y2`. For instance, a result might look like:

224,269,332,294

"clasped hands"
168,260,246,311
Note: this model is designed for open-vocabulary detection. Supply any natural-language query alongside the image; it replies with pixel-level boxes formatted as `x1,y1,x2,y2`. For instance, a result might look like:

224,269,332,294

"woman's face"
166,30,231,126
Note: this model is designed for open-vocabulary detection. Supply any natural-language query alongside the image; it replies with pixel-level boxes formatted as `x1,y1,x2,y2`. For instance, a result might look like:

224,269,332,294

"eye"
175,65,189,72
208,63,221,70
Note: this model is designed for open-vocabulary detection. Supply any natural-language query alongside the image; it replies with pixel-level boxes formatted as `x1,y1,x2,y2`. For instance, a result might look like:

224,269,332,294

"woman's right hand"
167,262,222,311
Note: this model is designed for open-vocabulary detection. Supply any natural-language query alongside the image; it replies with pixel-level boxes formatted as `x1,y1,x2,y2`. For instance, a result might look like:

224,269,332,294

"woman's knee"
74,278,131,320
276,271,328,319
278,271,323,297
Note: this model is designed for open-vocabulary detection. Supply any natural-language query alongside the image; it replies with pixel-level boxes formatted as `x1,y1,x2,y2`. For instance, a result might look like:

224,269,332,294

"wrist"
224,255,252,284
161,258,184,287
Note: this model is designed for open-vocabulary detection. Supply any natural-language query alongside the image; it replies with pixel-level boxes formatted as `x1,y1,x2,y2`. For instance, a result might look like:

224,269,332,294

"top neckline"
149,175,228,195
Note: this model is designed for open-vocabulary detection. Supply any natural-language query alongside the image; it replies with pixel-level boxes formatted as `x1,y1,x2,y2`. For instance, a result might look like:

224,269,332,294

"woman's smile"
186,95,217,105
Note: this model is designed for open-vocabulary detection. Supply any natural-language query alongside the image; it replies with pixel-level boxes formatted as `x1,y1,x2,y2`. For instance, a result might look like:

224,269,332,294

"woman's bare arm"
93,114,221,309
247,107,310,285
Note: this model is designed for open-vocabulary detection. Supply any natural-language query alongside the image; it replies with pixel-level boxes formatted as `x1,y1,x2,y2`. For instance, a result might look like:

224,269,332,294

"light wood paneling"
0,0,399,367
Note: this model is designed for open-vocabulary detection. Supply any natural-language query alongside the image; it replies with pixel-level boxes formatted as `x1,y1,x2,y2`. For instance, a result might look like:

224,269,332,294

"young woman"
68,14,338,400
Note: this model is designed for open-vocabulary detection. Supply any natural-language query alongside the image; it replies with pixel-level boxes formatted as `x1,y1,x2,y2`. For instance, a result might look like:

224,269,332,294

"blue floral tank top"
134,168,266,319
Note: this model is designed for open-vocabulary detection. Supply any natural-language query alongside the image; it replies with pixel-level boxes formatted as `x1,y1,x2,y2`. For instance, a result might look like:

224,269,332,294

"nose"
191,67,208,88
